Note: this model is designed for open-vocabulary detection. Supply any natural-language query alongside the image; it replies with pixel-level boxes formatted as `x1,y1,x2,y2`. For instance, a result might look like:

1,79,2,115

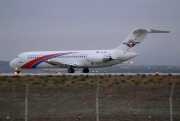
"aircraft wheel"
15,70,21,74
83,68,89,73
68,68,75,73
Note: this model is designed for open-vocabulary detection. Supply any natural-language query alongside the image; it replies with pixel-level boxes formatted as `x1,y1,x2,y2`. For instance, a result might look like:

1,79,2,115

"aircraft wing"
45,60,77,67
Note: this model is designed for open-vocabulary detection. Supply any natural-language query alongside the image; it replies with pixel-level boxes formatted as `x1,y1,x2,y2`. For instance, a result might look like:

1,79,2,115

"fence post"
25,80,29,121
96,82,99,121
170,83,175,121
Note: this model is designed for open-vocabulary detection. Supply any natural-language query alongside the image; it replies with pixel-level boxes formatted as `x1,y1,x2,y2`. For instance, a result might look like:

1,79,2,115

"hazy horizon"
0,0,180,65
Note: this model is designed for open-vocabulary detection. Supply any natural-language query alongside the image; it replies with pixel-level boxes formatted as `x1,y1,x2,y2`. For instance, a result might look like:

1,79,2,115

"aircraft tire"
68,68,75,73
15,70,21,74
83,68,89,73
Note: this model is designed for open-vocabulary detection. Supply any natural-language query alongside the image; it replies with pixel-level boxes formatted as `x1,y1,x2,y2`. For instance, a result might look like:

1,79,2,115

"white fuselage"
10,49,137,69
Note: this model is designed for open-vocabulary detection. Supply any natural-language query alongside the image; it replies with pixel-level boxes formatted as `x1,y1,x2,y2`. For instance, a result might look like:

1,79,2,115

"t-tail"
114,28,170,52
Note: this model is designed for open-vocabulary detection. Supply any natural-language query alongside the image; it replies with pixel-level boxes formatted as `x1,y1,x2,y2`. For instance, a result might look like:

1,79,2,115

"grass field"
0,74,180,121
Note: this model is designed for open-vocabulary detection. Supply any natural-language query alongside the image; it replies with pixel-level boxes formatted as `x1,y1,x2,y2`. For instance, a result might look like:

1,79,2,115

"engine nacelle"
86,55,111,63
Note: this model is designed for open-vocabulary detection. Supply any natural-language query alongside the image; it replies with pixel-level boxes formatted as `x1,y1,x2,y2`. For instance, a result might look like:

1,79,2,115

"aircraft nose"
9,60,14,68
9,59,17,68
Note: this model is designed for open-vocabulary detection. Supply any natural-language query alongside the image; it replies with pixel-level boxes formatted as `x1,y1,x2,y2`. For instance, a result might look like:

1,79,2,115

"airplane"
9,28,170,74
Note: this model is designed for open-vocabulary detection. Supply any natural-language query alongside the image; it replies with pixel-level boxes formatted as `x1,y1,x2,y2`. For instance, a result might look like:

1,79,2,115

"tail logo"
123,39,140,47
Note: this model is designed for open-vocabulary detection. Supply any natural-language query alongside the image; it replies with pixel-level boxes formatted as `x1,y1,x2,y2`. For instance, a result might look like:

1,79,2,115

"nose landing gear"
14,70,22,74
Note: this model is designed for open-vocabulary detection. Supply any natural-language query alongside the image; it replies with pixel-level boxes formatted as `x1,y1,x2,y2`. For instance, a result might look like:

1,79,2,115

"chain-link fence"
0,75,180,121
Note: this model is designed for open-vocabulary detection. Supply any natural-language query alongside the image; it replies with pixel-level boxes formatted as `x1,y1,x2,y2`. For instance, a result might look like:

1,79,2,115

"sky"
0,0,180,65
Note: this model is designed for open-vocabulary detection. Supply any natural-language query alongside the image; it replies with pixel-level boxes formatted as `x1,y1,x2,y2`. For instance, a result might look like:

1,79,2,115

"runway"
0,73,180,76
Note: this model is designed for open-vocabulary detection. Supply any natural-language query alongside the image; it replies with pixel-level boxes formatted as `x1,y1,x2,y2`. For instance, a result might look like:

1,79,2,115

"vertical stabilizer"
114,28,170,52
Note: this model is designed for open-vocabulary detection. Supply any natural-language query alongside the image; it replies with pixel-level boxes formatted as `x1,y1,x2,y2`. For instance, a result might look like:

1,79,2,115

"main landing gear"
68,68,89,73
68,68,75,73
83,68,89,73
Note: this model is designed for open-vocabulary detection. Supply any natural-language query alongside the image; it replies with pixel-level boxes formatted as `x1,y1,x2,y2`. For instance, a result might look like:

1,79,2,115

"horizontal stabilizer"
132,28,170,34
146,29,170,33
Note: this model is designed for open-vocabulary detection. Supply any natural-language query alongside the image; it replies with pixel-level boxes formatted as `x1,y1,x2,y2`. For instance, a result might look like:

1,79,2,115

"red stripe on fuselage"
21,53,65,69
